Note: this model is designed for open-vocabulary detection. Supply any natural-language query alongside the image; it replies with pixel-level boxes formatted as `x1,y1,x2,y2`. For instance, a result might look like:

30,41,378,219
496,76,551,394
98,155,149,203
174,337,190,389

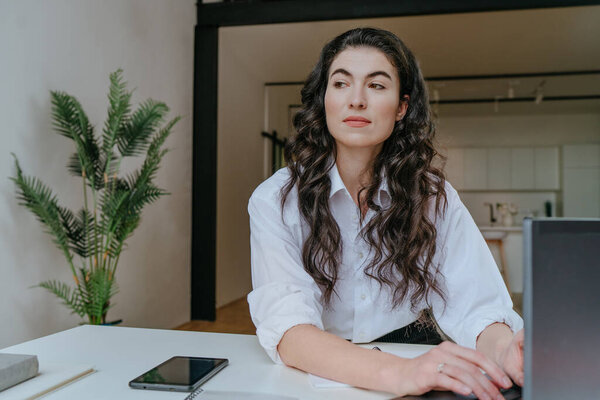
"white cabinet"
504,232,523,293
511,148,535,189
487,148,511,189
563,169,600,217
445,146,560,191
486,232,523,293
563,144,600,168
463,148,487,189
534,147,560,190
445,148,464,190
562,144,600,217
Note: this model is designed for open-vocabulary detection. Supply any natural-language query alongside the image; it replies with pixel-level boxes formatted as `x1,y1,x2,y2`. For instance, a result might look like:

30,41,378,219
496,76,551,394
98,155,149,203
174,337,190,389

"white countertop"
0,325,431,399
478,225,523,232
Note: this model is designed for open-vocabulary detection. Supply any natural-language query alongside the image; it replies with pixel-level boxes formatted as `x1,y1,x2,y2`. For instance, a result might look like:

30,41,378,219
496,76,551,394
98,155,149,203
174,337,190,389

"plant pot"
100,319,123,326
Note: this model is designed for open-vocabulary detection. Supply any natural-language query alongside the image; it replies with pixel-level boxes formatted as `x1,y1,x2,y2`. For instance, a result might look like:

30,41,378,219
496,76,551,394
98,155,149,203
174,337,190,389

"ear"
395,95,410,121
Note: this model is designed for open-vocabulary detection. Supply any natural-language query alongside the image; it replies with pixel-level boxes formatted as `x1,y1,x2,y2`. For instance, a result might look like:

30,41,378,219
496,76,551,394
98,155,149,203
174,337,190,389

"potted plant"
11,69,180,325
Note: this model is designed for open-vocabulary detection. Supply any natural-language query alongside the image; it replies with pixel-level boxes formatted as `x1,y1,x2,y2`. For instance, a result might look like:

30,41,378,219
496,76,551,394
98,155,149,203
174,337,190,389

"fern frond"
76,208,95,252
133,116,180,188
66,152,83,177
51,91,100,188
117,100,168,157
57,206,88,258
37,280,86,318
81,268,118,322
102,69,132,165
101,189,130,231
11,155,73,263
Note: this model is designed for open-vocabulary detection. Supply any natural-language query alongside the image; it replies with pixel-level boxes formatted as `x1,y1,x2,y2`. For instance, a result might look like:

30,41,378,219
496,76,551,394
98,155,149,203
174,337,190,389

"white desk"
0,325,433,399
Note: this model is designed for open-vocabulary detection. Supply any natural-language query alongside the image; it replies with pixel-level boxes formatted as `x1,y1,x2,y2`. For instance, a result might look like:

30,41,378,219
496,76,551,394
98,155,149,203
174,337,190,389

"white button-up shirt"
247,164,523,364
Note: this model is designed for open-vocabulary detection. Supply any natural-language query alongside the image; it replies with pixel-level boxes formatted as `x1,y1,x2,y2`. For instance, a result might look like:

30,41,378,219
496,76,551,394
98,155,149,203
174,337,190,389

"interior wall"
0,0,195,347
216,29,264,307
435,113,600,148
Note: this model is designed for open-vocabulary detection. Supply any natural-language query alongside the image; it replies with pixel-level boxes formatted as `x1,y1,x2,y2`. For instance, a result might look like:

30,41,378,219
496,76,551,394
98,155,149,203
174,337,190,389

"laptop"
403,218,600,400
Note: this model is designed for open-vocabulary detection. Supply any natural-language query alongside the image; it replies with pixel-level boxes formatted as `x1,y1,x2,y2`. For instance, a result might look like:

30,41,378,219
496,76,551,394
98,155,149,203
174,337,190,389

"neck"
335,143,381,206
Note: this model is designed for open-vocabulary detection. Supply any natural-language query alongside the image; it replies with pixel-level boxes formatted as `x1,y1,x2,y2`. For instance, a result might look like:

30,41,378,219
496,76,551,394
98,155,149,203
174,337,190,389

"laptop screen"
523,219,600,400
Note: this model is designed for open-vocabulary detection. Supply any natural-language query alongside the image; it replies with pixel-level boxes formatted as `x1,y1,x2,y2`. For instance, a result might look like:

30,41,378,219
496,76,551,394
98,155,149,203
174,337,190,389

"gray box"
0,353,39,392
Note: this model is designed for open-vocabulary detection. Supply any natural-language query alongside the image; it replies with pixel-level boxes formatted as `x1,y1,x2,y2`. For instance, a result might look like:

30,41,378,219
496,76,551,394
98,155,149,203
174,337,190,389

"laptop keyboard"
454,385,521,400
400,385,522,399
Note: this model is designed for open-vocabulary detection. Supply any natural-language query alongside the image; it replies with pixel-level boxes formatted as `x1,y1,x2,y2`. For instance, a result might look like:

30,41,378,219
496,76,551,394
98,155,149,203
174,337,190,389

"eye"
369,83,385,90
333,81,347,88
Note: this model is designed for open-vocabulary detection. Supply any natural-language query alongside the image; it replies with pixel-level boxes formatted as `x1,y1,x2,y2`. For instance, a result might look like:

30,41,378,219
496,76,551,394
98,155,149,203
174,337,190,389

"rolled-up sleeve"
431,188,523,349
247,193,324,364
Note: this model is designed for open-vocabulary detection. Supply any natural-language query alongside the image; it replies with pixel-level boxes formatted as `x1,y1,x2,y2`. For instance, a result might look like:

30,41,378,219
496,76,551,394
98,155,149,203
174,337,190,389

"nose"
349,86,367,109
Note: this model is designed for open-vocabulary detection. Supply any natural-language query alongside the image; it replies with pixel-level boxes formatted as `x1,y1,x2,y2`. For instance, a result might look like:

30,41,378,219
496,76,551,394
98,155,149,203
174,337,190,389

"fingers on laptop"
420,341,511,400
502,330,525,387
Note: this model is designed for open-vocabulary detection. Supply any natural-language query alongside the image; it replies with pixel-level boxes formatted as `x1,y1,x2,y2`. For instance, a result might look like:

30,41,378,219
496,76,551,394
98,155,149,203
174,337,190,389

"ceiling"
220,5,600,116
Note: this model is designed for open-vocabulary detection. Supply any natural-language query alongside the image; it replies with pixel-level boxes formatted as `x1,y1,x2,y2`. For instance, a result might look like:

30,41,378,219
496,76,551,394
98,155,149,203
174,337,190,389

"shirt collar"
328,163,347,199
328,163,391,208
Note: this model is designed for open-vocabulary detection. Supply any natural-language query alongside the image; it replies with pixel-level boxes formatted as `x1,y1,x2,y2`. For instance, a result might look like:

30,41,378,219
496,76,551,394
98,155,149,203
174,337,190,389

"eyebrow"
330,68,393,81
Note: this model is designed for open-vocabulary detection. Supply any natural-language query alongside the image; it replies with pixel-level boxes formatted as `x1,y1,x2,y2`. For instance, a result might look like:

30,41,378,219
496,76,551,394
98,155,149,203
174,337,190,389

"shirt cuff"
248,284,324,364
459,307,524,349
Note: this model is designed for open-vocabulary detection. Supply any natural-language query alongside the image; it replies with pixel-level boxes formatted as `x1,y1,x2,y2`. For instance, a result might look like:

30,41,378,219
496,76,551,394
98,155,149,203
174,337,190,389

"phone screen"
130,356,228,388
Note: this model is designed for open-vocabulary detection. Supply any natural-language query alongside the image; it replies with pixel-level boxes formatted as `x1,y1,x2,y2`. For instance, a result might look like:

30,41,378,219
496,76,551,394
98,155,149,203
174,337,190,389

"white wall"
215,29,265,307
435,113,600,148
0,0,195,347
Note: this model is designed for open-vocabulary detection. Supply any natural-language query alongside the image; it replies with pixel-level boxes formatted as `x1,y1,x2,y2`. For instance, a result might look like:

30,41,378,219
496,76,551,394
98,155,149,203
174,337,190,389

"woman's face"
324,46,408,153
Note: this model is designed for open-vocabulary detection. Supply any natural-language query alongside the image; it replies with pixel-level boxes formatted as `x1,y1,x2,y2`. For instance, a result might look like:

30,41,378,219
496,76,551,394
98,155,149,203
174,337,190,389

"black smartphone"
129,356,229,392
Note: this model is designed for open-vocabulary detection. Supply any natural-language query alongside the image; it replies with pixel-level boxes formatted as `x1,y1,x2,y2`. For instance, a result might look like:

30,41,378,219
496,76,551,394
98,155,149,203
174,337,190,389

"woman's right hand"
390,341,513,400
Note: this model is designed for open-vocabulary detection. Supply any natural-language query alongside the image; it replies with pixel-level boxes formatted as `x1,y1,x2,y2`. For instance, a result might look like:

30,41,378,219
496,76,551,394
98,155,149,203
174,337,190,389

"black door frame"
191,0,598,320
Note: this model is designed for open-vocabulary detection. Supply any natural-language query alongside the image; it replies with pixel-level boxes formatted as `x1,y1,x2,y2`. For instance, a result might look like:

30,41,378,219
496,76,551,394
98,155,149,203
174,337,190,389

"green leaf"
101,69,132,178
51,91,100,188
134,116,180,187
80,268,118,322
117,100,169,157
57,206,87,258
11,155,73,264
37,280,86,318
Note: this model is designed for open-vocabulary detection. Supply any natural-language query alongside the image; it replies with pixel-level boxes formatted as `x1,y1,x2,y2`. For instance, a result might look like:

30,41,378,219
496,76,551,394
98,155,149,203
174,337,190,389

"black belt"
373,320,443,345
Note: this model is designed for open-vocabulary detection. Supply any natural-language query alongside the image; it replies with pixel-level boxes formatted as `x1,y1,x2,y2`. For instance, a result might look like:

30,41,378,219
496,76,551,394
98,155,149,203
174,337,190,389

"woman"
247,27,524,398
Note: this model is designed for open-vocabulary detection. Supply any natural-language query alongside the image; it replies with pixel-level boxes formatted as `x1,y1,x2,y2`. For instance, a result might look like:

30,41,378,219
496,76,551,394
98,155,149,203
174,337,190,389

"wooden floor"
174,293,523,335
175,297,256,335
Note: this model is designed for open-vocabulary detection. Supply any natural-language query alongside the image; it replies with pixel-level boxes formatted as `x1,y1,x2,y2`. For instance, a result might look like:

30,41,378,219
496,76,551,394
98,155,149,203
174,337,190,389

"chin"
334,134,388,149
336,140,385,151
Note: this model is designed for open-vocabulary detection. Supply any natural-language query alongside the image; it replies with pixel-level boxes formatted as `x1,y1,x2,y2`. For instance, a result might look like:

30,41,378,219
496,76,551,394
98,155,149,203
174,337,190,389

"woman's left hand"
496,328,524,387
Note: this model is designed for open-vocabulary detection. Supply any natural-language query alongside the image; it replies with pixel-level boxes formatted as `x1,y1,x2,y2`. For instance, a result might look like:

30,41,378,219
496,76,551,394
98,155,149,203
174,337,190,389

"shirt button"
358,252,364,259
360,294,366,300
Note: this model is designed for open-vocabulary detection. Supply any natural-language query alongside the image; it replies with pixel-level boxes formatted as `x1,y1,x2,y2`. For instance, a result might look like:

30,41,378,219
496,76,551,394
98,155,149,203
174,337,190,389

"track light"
494,95,503,113
507,80,519,99
535,91,543,104
534,80,545,104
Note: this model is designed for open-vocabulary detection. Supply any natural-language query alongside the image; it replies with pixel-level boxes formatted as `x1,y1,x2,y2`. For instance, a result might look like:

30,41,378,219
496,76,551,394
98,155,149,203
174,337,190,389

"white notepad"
308,344,432,388
0,362,95,399
197,391,298,400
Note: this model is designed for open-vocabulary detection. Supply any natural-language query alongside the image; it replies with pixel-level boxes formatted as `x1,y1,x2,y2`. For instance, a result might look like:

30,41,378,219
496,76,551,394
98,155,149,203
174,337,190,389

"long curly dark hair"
281,27,448,312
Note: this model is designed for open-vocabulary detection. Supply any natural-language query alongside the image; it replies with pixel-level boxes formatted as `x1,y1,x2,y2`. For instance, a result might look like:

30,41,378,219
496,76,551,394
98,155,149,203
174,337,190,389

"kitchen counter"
477,225,524,293
478,225,523,232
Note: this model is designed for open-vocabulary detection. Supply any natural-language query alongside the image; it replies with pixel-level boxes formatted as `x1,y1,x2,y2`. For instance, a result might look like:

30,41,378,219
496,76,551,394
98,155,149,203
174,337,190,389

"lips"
343,116,371,127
